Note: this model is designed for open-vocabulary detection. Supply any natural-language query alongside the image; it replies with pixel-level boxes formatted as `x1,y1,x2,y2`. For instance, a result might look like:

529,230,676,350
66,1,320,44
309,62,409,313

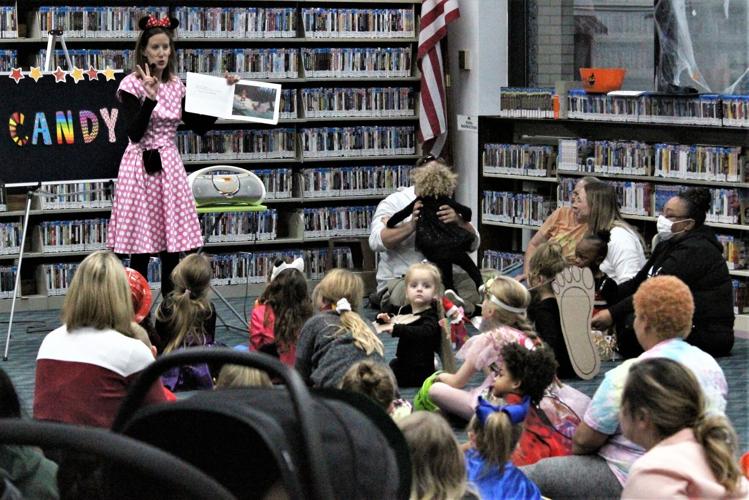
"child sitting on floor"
249,257,312,366
466,393,542,499
377,262,455,387
385,160,482,303
155,254,216,391
295,269,385,388
526,241,575,378
340,360,412,422
398,412,477,500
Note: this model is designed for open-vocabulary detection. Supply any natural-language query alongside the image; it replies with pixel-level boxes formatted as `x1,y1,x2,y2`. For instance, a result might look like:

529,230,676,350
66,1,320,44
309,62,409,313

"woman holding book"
592,187,734,358
108,15,238,297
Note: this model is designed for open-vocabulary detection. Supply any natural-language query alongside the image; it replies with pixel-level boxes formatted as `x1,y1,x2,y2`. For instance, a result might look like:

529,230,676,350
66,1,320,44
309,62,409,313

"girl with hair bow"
295,269,385,388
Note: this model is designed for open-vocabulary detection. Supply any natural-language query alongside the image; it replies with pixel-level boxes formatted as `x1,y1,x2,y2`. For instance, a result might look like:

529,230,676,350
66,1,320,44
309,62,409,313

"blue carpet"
1,296,747,452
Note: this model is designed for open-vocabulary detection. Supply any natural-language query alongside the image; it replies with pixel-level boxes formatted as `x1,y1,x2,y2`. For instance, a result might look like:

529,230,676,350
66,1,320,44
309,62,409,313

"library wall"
446,0,507,227
534,0,575,86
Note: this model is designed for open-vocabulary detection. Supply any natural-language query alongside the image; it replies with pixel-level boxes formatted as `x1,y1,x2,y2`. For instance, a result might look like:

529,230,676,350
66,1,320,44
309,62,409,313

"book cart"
0,0,423,312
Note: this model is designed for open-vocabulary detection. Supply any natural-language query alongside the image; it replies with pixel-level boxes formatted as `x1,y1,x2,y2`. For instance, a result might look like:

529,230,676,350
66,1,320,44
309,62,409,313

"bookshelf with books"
478,114,749,328
0,1,422,311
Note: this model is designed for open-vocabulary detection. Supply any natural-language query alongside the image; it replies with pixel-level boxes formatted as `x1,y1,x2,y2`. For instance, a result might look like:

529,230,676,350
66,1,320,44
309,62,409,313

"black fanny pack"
143,149,162,175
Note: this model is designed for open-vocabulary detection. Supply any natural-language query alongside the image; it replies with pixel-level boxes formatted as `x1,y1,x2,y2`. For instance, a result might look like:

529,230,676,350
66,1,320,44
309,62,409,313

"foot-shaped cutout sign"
552,266,601,380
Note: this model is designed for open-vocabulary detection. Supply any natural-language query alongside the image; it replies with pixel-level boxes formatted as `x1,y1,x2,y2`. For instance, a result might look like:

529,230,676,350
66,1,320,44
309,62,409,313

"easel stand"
43,29,73,72
196,205,268,333
4,185,43,360
2,183,113,361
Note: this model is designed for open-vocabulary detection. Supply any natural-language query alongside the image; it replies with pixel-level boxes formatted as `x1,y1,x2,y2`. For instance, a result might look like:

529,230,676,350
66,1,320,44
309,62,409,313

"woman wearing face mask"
591,187,734,358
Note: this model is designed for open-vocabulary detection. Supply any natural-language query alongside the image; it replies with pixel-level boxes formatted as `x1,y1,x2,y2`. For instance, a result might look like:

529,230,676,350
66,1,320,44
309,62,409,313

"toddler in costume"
378,262,455,387
386,161,482,302
465,396,541,499
420,275,539,418
249,257,312,366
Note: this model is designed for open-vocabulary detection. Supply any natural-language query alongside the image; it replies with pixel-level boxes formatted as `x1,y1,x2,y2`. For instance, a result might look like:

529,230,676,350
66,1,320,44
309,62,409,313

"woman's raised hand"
136,64,159,100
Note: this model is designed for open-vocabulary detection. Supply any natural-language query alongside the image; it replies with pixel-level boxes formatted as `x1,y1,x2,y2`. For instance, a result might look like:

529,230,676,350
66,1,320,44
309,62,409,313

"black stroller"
111,349,412,499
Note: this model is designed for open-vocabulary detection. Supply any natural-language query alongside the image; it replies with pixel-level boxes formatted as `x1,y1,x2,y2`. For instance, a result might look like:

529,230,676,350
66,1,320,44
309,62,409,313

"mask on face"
657,215,691,241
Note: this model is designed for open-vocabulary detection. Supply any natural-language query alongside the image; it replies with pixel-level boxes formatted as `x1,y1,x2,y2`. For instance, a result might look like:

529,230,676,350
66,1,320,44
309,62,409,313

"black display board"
0,70,127,185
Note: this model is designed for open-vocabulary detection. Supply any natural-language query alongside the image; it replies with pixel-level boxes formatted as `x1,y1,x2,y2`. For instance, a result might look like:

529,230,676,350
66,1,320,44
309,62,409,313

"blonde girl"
526,241,576,378
398,412,473,500
424,275,538,419
621,358,748,498
379,262,456,387
34,250,166,427
155,253,216,391
295,269,384,388
215,365,272,389
465,396,541,499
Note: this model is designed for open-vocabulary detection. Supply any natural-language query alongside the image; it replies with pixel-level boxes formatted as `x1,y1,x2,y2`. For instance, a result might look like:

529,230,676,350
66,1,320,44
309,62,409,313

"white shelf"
729,269,749,278
559,170,749,190
184,155,420,166
483,172,559,183
481,219,542,231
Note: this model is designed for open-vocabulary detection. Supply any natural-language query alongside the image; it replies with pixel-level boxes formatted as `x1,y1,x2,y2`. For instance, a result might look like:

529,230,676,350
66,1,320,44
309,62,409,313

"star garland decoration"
3,67,119,84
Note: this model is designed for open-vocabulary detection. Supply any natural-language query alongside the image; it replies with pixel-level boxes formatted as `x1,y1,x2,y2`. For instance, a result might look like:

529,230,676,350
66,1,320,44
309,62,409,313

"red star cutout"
86,66,99,81
52,66,67,83
8,68,24,84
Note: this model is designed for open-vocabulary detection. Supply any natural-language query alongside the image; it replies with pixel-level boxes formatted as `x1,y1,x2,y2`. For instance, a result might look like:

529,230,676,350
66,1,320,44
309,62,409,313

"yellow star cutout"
70,66,85,84
28,67,43,82
103,67,116,81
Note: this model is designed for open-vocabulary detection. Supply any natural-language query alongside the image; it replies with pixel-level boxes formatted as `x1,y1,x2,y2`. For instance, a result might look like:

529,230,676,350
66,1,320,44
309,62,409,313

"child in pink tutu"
424,276,539,419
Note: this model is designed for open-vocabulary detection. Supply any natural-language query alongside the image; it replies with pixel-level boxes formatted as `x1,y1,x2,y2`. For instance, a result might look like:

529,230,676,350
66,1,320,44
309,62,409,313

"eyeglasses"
415,154,447,167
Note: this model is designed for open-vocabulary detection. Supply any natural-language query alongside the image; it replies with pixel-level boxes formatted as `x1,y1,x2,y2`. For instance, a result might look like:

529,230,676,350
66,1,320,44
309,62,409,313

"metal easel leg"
4,189,36,361
197,213,248,332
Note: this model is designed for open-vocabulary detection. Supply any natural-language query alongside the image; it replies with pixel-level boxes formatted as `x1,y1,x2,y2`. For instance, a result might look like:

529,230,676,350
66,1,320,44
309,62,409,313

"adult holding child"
592,187,735,358
521,176,600,279
369,156,481,314
108,15,239,298
574,182,646,285
523,275,728,499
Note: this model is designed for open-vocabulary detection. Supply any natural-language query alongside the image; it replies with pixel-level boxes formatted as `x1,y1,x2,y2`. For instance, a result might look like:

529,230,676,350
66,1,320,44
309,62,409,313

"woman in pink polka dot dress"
109,16,238,297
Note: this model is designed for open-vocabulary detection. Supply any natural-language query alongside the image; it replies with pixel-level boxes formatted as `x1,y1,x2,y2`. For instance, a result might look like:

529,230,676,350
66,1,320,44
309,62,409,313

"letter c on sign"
9,112,28,146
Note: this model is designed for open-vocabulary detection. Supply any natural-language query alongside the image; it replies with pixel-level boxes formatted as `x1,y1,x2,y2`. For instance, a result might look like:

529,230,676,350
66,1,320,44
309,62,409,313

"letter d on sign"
79,110,99,144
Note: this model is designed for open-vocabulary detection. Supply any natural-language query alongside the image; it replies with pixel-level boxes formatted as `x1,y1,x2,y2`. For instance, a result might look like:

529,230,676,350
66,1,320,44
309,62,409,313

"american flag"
418,0,460,156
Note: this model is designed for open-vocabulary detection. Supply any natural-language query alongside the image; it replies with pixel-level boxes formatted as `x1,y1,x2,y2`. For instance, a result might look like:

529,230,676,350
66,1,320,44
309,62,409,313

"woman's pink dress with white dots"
108,73,203,254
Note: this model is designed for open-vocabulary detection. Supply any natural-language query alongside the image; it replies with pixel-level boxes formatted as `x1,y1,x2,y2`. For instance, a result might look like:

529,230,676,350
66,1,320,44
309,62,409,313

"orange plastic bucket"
579,67,626,93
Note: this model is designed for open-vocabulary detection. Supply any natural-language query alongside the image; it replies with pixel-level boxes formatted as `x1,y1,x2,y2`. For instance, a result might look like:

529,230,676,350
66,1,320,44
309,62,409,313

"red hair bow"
145,16,171,29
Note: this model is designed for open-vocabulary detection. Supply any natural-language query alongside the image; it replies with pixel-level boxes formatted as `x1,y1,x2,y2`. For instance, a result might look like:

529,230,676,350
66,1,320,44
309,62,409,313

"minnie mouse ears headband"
475,395,530,427
270,257,305,282
139,15,179,31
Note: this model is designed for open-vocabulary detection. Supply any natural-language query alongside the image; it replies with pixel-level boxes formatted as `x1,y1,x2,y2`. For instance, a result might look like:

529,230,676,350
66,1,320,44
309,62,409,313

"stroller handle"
0,419,235,499
111,348,334,500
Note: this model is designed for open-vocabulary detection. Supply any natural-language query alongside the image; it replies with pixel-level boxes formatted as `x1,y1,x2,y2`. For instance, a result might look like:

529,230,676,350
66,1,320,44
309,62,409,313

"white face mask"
657,215,691,241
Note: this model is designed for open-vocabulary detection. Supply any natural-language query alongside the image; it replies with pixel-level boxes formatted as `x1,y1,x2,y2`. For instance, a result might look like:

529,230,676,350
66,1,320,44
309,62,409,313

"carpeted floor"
1,295,747,451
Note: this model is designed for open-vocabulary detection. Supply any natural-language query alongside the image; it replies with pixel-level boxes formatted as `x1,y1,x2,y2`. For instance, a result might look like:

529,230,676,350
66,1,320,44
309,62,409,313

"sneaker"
444,289,464,306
